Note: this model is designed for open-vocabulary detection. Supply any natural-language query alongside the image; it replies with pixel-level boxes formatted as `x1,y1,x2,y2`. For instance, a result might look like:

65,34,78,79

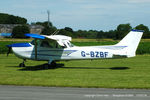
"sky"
0,0,150,31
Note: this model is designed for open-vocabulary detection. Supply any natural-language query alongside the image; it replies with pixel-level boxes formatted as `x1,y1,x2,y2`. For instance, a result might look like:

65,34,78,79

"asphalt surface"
0,85,150,100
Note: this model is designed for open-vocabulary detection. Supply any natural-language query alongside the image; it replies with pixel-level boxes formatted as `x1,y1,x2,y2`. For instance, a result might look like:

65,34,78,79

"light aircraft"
7,29,143,68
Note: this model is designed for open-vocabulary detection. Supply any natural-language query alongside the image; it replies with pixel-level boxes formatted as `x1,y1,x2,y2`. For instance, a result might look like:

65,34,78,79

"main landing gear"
18,59,57,69
19,59,26,67
44,61,57,69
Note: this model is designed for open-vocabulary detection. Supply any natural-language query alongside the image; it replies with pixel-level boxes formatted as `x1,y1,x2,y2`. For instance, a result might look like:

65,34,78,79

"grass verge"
0,54,150,89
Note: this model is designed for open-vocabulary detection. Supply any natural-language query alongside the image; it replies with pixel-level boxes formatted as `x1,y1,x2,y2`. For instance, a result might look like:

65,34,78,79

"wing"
25,33,45,39
25,33,71,46
25,33,69,60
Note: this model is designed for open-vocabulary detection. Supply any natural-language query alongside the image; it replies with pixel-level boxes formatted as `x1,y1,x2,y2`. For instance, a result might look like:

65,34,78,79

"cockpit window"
40,40,57,48
30,39,69,49
67,42,74,47
41,41,50,47
30,40,40,45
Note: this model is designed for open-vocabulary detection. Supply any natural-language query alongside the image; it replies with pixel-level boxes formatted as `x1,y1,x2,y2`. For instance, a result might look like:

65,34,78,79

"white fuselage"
12,44,120,61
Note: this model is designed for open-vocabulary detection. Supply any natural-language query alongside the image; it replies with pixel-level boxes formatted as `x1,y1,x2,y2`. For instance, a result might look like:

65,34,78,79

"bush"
12,25,30,38
136,42,150,54
0,41,20,54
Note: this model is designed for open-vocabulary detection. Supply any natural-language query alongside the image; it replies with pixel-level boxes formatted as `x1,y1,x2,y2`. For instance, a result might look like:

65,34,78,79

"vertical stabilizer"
116,29,144,57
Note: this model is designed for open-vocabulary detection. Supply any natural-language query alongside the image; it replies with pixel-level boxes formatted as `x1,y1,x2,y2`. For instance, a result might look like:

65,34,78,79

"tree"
116,23,132,39
107,30,117,39
64,27,73,33
97,30,105,39
0,13,27,24
58,28,73,37
63,27,77,38
42,26,57,35
75,30,88,38
135,24,150,38
35,21,53,27
86,30,98,39
34,21,57,35
12,25,30,38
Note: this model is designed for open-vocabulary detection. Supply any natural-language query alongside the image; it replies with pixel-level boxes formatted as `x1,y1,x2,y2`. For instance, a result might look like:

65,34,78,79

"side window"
31,39,69,49
40,40,62,48
40,41,50,47
56,43,64,49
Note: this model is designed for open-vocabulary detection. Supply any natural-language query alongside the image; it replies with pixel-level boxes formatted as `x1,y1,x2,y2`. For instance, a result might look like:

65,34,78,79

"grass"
0,38,32,41
0,54,150,89
0,38,150,88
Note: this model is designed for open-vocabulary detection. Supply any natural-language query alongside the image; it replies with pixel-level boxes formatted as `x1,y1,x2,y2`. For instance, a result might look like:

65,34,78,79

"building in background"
0,24,44,38
0,33,12,38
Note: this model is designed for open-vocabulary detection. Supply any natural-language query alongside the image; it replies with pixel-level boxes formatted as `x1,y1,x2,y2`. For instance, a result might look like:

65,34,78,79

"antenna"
51,30,60,35
47,10,50,27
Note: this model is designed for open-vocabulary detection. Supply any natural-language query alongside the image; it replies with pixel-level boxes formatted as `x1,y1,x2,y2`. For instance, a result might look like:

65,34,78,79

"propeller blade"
7,47,11,56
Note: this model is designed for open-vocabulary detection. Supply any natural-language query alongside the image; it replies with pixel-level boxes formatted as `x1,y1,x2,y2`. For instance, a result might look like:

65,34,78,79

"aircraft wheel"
47,61,57,69
51,61,56,68
19,63,25,67
44,62,57,69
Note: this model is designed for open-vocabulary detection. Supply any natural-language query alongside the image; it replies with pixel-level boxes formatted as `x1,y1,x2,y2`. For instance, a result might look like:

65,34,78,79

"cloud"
127,0,150,3
0,0,150,31
65,0,94,4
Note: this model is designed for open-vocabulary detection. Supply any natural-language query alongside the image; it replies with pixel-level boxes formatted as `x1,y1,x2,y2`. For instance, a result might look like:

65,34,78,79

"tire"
44,62,57,69
51,61,56,68
19,63,25,67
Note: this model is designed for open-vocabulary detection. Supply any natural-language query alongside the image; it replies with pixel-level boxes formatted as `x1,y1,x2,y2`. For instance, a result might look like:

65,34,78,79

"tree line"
0,13,27,24
35,22,150,39
0,13,150,39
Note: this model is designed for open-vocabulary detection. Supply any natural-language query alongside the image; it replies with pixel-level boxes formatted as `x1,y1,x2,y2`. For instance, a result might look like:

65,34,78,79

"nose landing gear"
19,59,26,67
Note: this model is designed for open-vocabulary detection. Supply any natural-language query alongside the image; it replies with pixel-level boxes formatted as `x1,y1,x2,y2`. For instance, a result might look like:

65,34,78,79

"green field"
0,38,150,88
0,54,150,89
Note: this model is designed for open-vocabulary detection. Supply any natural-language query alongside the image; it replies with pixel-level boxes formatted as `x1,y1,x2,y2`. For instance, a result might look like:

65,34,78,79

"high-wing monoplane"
7,29,144,68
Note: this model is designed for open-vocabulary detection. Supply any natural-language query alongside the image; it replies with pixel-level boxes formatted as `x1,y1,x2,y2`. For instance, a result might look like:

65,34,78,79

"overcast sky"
0,0,150,31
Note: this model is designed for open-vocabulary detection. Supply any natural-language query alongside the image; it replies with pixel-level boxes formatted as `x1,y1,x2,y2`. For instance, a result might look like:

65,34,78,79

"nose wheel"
19,59,26,67
19,63,25,67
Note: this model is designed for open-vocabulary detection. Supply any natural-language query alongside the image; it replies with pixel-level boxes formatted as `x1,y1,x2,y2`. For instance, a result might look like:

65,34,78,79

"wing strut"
34,39,37,60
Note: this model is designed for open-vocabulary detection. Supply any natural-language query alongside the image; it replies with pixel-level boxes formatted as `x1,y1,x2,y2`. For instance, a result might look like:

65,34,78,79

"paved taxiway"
0,85,150,100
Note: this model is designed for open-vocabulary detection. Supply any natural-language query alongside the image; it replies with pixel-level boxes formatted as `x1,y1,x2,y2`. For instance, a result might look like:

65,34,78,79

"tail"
115,29,144,57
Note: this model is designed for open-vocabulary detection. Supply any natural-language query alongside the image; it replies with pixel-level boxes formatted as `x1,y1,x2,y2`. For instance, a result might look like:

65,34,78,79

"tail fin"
116,29,144,57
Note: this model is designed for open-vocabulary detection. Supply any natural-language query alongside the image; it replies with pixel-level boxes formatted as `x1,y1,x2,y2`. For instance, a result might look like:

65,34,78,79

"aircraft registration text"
81,51,108,58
